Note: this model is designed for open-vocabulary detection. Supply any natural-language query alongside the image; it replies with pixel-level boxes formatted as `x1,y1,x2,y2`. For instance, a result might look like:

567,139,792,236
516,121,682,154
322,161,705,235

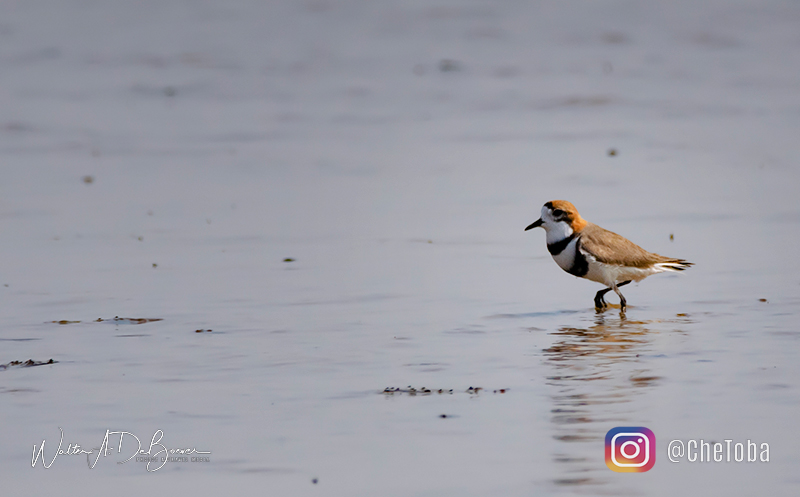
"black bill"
525,219,543,231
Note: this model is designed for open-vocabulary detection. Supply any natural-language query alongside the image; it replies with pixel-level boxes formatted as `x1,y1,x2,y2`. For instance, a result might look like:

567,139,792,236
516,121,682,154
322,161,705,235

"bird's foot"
594,288,611,310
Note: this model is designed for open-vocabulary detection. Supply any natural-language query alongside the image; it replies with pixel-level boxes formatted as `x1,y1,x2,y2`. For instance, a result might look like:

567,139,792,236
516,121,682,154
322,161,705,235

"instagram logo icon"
605,427,656,472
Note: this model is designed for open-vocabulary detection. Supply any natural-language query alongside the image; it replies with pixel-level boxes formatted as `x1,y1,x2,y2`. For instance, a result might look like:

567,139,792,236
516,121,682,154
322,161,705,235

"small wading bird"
525,200,692,310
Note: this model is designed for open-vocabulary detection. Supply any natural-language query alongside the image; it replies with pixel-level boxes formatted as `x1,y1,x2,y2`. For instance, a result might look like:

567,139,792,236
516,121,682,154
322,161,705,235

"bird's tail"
656,259,693,272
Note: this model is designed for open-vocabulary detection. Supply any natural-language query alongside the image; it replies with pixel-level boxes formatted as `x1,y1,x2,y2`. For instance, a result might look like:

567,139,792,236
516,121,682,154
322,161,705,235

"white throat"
545,221,574,245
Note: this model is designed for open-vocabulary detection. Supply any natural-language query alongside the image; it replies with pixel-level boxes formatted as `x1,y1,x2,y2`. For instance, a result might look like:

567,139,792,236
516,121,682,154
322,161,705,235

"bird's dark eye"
552,209,564,217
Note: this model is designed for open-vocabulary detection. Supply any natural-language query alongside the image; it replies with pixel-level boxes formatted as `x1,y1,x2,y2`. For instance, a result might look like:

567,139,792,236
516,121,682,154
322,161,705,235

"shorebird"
525,200,692,309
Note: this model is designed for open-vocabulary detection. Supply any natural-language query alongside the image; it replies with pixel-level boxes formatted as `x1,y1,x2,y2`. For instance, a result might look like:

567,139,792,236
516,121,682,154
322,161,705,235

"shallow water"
2,0,800,495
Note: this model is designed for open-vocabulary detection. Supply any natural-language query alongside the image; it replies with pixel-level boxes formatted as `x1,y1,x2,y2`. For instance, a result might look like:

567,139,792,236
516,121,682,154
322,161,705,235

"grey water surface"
2,1,800,495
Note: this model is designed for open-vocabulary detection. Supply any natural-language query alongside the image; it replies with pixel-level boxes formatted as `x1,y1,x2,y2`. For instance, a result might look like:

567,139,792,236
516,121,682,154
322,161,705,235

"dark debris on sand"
95,316,163,324
51,316,164,325
1,359,56,370
382,386,509,395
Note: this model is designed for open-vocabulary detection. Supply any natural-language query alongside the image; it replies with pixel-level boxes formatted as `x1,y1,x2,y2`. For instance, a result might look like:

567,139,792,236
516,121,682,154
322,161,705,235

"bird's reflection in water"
544,312,661,488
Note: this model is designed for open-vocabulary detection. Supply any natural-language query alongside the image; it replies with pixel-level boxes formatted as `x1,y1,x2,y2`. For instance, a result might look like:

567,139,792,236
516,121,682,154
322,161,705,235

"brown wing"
578,223,675,268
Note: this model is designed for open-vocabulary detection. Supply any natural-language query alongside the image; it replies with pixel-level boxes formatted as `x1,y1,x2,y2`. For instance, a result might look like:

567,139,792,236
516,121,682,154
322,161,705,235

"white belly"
582,257,661,287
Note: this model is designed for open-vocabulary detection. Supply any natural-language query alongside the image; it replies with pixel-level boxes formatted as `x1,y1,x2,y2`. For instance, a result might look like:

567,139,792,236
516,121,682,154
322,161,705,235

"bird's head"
525,200,587,237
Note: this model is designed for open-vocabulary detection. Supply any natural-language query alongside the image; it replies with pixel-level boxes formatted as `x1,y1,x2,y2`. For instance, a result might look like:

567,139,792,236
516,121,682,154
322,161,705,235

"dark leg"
594,281,630,309
594,288,612,308
614,281,631,310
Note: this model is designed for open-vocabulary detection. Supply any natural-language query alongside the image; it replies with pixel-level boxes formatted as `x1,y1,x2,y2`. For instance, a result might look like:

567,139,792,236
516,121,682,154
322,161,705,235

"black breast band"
567,238,589,277
547,234,575,256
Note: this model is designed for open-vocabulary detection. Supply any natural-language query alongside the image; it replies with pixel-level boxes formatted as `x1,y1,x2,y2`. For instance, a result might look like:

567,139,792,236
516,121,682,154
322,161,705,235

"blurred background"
2,1,799,495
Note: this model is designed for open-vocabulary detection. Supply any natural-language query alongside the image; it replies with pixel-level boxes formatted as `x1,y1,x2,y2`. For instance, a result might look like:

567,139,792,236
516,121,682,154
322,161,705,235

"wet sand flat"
2,1,800,495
